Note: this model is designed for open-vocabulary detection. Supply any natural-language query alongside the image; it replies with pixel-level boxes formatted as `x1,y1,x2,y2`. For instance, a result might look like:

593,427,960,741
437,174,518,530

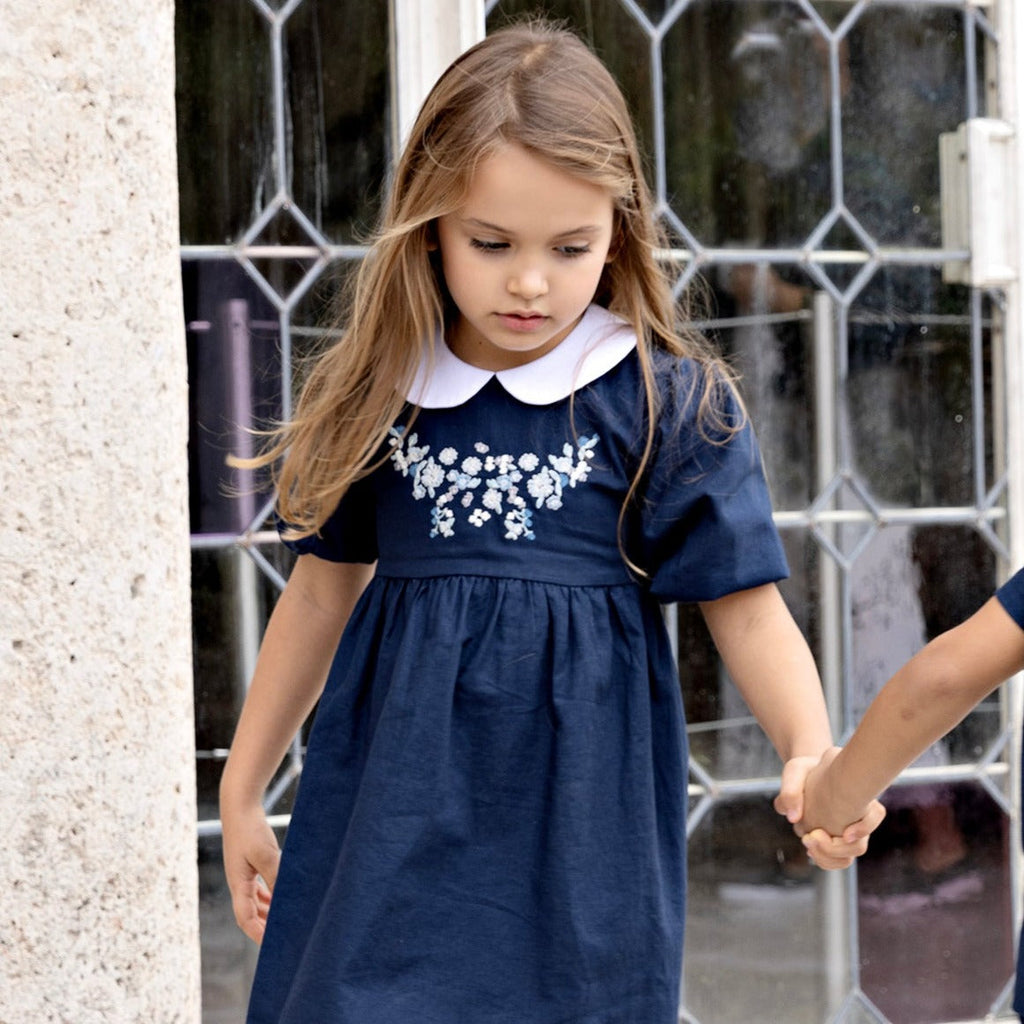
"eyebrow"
461,217,604,240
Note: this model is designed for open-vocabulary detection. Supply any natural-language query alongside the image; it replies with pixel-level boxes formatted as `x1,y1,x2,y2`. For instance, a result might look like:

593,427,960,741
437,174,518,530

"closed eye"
557,245,591,258
469,238,508,253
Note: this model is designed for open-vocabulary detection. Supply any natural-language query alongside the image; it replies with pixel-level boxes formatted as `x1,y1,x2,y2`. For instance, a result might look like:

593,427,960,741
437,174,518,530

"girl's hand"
773,752,830,828
800,817,883,870
221,802,281,943
774,749,886,869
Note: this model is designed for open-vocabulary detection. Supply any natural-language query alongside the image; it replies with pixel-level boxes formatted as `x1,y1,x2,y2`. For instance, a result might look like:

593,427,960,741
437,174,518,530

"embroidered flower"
415,459,445,496
504,507,535,541
448,470,481,491
389,431,600,540
430,506,455,538
388,427,430,476
482,488,504,512
527,470,557,505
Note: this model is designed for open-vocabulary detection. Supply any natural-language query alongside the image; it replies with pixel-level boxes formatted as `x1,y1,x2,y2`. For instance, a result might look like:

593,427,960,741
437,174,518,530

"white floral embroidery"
527,471,556,503
388,426,600,540
415,459,445,497
481,488,504,512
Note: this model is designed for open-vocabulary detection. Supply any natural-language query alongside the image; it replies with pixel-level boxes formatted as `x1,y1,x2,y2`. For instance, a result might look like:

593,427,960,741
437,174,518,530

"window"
180,2,1021,1019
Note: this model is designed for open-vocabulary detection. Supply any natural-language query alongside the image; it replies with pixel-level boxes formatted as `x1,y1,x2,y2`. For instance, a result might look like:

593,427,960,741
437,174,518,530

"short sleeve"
996,567,1024,630
638,361,788,603
278,474,378,563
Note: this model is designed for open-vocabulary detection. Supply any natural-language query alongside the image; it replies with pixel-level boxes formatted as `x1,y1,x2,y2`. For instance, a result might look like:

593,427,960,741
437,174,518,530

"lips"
498,312,549,332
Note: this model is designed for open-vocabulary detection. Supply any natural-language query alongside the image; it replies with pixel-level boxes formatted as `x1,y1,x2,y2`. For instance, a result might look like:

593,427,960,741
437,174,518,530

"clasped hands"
774,747,886,870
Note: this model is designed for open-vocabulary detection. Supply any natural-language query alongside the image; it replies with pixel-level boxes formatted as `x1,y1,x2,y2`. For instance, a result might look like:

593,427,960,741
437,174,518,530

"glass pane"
844,6,967,247
845,271,976,509
664,1,833,249
199,832,260,1024
193,540,300,1019
192,547,283,762
284,0,391,243
701,260,819,510
176,2,273,244
627,0,673,22
176,0,391,246
685,795,839,1022
291,257,361,339
847,524,1001,760
184,259,281,534
858,782,1013,1022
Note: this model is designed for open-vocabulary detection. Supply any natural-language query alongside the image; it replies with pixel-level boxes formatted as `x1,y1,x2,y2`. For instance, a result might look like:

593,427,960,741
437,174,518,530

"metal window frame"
186,1,1024,1019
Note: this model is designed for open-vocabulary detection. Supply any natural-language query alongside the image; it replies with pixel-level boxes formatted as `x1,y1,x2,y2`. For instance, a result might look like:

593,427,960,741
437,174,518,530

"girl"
221,21,879,1024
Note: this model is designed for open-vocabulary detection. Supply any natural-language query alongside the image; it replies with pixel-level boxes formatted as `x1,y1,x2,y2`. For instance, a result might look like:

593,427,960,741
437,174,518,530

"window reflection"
858,783,1012,1023
176,2,273,245
284,0,391,243
661,1,967,252
176,0,390,246
686,795,834,1022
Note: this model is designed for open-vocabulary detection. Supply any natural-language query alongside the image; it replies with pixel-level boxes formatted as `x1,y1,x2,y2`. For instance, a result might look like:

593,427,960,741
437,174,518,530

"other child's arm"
798,594,1024,844
219,554,375,942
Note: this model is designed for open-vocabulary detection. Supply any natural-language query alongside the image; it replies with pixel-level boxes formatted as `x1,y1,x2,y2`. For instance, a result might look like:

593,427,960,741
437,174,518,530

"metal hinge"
940,117,1017,287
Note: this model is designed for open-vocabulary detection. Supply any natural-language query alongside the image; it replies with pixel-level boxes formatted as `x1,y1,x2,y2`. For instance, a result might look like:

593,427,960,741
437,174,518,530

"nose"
507,264,548,300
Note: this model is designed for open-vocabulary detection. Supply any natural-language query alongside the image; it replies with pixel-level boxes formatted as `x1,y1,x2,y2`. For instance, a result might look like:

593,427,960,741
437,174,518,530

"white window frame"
391,0,485,148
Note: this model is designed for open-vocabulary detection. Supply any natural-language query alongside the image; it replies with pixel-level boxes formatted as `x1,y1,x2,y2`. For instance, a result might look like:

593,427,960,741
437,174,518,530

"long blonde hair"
257,20,737,541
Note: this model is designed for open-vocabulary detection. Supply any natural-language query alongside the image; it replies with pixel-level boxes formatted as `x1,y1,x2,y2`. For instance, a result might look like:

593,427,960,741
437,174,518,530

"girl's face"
436,144,615,371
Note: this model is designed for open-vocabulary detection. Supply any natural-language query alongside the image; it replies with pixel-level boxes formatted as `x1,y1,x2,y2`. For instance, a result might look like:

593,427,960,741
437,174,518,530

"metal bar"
181,244,369,260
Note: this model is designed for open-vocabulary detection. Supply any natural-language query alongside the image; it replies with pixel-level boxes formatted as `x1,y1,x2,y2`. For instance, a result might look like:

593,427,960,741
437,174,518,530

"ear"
425,220,439,252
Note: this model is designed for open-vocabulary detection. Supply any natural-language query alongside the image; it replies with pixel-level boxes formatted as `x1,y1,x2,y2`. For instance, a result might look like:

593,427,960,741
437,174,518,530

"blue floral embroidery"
388,427,599,540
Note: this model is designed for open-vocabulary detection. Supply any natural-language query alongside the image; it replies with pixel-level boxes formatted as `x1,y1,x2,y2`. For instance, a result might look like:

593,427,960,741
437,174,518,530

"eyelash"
469,239,591,259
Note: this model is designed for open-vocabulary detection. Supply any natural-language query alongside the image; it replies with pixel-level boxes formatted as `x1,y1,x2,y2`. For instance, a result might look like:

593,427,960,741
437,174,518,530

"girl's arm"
699,582,882,868
699,583,833,762
800,595,1024,840
219,554,375,942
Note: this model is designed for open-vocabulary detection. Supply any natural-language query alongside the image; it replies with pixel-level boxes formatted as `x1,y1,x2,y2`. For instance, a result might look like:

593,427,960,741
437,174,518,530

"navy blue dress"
997,567,1024,1019
246,306,788,1024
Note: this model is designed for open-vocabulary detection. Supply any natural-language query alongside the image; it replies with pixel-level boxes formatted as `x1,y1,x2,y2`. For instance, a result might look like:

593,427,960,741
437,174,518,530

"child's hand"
799,818,882,870
773,749,886,869
221,802,282,943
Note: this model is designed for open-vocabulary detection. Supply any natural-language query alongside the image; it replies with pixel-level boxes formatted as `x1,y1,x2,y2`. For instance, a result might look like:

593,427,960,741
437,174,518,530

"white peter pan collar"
404,304,637,409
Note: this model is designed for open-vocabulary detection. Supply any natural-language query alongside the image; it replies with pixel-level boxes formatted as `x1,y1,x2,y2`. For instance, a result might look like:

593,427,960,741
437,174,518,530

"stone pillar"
0,2,200,1021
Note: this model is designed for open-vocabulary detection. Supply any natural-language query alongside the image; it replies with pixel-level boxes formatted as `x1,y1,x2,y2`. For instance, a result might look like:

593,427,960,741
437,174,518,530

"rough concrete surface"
0,2,200,1021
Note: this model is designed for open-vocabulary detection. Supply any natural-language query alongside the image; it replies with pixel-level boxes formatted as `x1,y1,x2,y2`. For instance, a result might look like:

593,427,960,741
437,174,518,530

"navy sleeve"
639,361,789,603
278,474,378,563
995,566,1024,630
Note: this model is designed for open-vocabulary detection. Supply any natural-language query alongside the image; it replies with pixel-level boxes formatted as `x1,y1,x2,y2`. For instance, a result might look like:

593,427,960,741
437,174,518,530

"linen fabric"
246,306,788,1024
